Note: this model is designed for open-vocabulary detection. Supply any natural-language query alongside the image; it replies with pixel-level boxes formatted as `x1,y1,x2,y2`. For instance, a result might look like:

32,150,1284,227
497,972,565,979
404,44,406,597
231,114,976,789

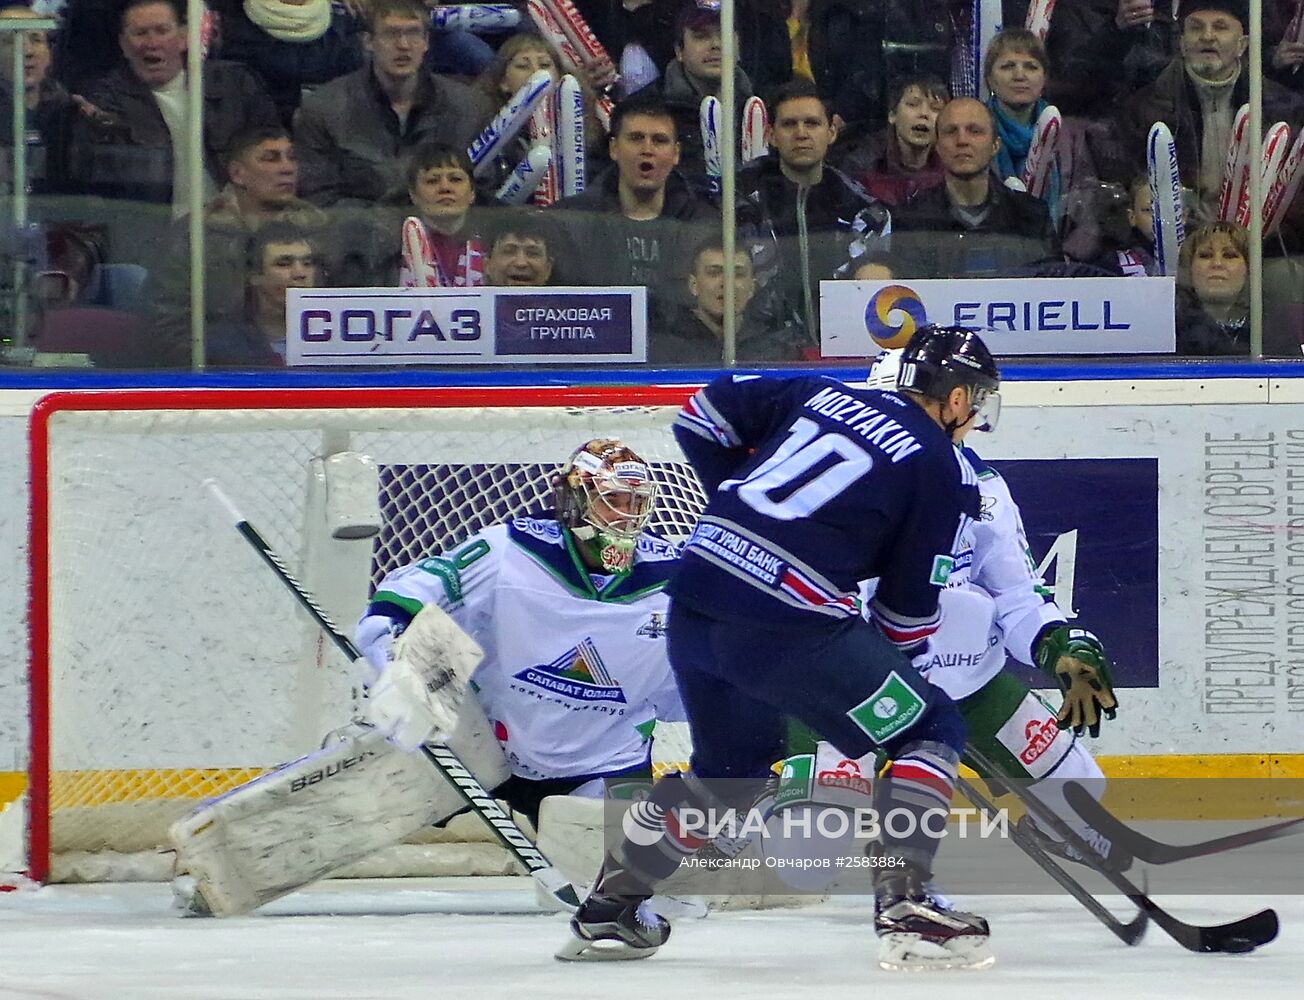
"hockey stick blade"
958,776,1148,946
1064,781,1304,865
206,479,584,914
966,745,1279,953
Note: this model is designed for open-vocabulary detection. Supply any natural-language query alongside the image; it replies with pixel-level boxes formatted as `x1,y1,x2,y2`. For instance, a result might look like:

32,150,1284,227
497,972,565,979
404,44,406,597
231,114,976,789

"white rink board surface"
0,877,1300,1000
2,379,1304,774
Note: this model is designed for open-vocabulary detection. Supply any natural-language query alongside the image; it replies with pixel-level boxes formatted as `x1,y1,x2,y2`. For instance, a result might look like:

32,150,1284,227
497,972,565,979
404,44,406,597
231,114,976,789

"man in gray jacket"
293,0,493,207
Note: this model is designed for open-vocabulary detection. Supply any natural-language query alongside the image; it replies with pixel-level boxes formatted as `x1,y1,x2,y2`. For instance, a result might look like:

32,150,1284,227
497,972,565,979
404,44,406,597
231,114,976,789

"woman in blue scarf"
984,28,1062,224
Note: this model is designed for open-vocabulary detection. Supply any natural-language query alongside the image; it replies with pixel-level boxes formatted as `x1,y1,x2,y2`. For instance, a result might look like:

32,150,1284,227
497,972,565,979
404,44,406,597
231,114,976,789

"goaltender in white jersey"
356,440,685,807
169,438,685,916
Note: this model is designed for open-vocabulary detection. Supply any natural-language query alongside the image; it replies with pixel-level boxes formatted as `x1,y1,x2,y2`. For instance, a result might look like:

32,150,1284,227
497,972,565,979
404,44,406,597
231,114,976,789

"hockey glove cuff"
1034,625,1117,738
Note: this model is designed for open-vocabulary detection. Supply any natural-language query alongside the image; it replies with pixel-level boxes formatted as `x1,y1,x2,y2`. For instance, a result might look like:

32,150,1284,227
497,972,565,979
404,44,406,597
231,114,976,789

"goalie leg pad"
169,698,509,917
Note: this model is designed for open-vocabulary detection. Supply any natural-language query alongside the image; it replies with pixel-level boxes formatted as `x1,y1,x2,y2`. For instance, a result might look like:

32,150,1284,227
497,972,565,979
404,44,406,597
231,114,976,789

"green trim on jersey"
958,671,1056,782
513,528,672,604
371,589,424,616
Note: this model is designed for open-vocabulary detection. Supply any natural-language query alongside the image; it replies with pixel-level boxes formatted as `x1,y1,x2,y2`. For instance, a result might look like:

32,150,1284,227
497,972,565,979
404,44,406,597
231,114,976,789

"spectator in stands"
1266,0,1304,94
482,214,556,287
1036,0,1178,118
891,97,1062,278
0,5,74,193
628,0,756,187
648,236,803,363
209,0,365,125
736,78,889,342
804,0,957,132
545,0,659,95
551,96,712,297
388,141,487,286
66,0,280,218
984,27,1063,220
1098,0,1304,217
205,221,322,366
835,73,947,206
850,254,894,282
149,125,330,365
1175,220,1250,355
293,0,493,207
1089,174,1168,276
474,32,603,199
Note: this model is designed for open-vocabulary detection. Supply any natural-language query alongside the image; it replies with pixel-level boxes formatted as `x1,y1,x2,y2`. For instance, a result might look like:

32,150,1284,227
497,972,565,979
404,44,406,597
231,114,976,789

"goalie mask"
554,439,658,574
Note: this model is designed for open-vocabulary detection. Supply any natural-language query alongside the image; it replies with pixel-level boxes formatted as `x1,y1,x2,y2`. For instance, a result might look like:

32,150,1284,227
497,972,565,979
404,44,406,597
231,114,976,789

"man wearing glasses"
293,0,492,207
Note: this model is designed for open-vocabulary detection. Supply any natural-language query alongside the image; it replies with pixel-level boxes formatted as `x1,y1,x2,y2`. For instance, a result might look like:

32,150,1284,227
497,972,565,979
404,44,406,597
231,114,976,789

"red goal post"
21,386,704,885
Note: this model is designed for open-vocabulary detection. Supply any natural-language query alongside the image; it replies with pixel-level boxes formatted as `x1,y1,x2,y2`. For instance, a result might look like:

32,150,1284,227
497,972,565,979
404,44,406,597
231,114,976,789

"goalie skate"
875,871,993,971
555,894,670,962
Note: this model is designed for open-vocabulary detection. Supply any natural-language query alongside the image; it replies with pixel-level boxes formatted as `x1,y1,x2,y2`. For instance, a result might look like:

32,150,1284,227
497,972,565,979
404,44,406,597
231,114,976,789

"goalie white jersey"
356,517,684,782
866,448,1064,700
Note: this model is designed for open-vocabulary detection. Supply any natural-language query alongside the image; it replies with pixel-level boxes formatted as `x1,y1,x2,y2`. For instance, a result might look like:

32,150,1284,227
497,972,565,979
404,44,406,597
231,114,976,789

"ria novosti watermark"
623,802,1011,847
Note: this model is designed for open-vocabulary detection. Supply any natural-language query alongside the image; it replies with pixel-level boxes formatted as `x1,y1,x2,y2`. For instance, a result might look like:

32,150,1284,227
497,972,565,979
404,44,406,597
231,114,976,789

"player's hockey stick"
1063,781,1304,866
204,480,583,913
966,744,1279,954
956,774,1148,946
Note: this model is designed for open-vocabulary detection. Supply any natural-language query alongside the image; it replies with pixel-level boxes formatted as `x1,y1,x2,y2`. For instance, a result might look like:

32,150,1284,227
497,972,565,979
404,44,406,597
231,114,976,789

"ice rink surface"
0,877,1300,1000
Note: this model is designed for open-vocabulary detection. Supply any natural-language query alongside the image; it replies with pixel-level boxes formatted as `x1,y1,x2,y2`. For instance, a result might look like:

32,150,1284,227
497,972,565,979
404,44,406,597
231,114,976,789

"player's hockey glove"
1034,625,1117,738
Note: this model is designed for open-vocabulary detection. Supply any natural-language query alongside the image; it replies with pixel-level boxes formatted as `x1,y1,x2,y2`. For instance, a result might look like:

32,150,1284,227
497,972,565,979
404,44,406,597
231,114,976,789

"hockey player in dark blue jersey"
558,326,1003,970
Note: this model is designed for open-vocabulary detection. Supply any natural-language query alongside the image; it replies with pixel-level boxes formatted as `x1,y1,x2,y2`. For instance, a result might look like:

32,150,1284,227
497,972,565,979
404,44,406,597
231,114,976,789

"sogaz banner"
286,286,646,365
820,277,1175,356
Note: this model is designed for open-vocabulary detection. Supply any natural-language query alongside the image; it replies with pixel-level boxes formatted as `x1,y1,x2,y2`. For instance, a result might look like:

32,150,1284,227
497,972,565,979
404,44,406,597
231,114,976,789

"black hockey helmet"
897,325,1001,432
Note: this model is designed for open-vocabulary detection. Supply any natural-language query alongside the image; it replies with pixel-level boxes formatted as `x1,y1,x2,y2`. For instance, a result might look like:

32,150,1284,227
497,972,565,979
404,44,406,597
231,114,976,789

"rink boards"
1,375,1303,820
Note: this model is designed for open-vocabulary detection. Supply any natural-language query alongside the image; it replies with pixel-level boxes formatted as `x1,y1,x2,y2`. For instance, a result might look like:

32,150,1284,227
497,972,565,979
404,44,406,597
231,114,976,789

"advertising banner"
820,277,1175,356
286,286,646,365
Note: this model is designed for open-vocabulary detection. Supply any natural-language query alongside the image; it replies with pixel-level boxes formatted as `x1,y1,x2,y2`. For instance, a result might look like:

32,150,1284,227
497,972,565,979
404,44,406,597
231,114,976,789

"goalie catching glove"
363,604,484,752
1034,625,1117,738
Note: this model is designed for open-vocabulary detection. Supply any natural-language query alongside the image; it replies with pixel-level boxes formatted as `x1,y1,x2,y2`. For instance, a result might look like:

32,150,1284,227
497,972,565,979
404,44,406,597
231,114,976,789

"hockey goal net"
19,386,705,885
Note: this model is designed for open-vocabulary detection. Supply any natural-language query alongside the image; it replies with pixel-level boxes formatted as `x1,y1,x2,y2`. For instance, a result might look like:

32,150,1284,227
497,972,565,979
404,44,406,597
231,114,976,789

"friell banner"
820,277,1175,356
991,458,1160,690
286,286,646,365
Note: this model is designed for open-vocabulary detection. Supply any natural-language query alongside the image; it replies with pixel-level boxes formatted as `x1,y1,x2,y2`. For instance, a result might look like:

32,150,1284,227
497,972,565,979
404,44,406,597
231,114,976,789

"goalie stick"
957,774,1148,946
1063,781,1304,866
965,744,1280,954
204,479,583,913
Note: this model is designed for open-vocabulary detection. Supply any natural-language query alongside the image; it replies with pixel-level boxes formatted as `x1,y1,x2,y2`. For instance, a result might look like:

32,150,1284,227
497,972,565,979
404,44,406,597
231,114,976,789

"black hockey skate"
556,856,670,962
555,892,671,962
1015,815,1134,873
874,865,993,970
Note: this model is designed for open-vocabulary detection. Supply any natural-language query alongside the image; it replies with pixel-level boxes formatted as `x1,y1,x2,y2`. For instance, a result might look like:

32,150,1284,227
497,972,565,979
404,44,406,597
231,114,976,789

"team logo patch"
864,284,927,349
512,638,628,703
996,692,1069,779
636,612,669,639
847,671,926,743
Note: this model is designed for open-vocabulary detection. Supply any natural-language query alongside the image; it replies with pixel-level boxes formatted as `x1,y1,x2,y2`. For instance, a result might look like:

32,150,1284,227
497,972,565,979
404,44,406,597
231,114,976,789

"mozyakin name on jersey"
803,387,922,462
